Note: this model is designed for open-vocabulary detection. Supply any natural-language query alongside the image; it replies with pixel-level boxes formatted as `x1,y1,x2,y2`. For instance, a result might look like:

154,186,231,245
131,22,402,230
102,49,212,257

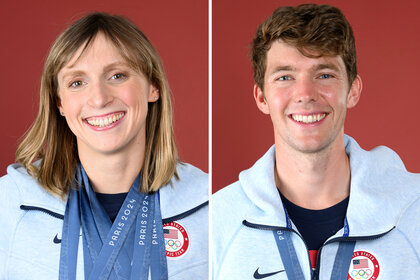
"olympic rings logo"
350,269,372,279
165,239,181,251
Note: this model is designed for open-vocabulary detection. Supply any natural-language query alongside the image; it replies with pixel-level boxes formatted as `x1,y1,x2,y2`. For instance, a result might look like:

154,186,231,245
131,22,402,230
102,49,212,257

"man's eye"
319,74,332,79
111,73,126,80
70,81,84,88
278,75,292,81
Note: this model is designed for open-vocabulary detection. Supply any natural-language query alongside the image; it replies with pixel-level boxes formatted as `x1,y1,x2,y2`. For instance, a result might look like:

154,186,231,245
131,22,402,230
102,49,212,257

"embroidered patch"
347,250,380,280
163,221,189,258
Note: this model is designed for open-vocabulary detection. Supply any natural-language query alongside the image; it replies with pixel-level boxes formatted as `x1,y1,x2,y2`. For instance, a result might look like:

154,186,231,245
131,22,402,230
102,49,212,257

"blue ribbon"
273,201,354,278
59,165,168,280
273,230,305,280
330,241,356,279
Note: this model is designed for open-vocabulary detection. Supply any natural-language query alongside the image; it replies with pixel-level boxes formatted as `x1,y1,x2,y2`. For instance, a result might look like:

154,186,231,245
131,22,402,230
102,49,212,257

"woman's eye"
111,73,126,80
70,81,84,88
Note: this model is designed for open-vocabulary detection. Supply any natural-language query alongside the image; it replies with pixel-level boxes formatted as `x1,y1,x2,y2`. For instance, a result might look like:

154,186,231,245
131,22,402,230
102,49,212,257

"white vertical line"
208,0,213,278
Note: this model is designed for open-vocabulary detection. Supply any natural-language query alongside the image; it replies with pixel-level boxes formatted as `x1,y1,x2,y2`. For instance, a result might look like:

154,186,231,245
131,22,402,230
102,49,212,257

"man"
212,4,420,279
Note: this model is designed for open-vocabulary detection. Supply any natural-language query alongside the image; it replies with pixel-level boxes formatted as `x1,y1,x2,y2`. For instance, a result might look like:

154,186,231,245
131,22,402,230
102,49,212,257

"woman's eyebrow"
60,70,86,83
103,61,130,72
60,61,130,83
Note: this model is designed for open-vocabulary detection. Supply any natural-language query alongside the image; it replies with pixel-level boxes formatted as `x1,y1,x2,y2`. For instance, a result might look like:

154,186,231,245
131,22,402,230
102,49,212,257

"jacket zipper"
312,227,395,279
21,200,209,224
244,220,395,280
243,220,313,277
20,205,64,220
162,201,208,224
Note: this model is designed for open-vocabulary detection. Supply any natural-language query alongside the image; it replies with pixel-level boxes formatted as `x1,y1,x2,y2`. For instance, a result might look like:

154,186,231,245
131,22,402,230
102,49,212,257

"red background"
0,0,208,176
213,0,420,192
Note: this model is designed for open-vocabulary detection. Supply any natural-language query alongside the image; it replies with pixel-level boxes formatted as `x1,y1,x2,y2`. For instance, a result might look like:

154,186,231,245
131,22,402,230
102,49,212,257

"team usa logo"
163,221,189,258
347,250,380,280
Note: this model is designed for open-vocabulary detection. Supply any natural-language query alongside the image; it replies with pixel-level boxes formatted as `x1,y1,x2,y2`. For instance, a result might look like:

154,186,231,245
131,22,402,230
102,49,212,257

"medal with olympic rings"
163,221,190,258
347,250,380,280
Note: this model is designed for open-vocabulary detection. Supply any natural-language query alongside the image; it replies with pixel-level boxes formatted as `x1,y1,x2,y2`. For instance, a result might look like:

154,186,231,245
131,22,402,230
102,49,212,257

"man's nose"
293,78,319,103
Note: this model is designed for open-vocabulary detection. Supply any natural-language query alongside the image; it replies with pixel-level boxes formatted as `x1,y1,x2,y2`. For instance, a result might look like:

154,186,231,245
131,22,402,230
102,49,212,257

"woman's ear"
57,97,65,116
148,84,160,102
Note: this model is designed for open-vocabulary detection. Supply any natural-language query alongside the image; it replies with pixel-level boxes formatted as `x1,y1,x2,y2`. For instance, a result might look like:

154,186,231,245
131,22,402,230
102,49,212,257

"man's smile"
289,113,328,124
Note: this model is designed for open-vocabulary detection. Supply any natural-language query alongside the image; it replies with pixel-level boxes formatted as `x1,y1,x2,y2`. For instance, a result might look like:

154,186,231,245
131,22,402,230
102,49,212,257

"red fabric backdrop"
0,0,208,175
213,0,420,192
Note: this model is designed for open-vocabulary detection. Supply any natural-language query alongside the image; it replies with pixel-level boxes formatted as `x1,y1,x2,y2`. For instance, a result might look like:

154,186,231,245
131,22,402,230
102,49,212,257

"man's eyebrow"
313,63,341,72
269,65,296,75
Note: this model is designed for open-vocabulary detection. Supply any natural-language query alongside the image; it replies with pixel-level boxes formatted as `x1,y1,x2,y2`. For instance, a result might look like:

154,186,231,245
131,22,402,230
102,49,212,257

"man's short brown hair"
251,4,357,90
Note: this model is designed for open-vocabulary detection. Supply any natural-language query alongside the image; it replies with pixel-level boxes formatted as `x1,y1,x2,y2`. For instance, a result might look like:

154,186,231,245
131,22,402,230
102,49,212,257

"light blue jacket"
0,162,208,279
213,136,420,279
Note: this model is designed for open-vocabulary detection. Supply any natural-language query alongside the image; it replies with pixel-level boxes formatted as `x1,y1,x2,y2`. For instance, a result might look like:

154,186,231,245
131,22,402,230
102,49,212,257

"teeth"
292,113,326,124
87,113,125,127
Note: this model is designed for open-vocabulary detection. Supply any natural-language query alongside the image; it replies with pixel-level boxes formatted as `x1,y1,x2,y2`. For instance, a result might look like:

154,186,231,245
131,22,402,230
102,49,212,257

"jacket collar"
240,135,420,237
8,162,208,220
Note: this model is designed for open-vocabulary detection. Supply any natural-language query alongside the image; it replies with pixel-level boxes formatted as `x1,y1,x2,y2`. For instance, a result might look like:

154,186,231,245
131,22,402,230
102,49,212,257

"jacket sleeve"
0,174,24,279
396,195,420,265
212,182,251,280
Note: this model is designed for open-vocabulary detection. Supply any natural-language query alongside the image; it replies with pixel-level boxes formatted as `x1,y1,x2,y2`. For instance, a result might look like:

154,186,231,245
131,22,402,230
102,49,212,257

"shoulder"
213,181,253,232
346,135,420,201
0,165,26,229
345,135,415,174
159,162,208,220
0,164,37,269
0,163,65,217
160,164,208,278
0,164,66,278
172,162,208,200
396,195,420,257
1,163,65,213
212,181,254,267
213,180,251,213
175,162,208,188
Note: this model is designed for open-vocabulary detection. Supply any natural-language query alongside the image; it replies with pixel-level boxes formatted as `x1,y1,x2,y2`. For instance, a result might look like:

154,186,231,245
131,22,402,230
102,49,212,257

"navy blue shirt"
279,192,349,251
96,192,128,222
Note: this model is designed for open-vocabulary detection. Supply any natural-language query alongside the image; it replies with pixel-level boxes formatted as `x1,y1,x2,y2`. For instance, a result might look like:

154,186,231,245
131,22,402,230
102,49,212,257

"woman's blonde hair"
16,12,178,197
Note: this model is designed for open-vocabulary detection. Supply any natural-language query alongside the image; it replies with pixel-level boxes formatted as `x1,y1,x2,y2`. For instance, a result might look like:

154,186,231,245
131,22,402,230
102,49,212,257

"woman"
0,13,208,279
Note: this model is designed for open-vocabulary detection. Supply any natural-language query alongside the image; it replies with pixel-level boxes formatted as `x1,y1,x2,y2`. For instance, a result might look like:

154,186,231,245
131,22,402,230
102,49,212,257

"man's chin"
279,135,334,154
293,143,330,154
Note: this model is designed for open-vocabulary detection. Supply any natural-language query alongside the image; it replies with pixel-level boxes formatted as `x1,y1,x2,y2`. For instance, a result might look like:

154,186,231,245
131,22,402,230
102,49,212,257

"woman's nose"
87,83,113,108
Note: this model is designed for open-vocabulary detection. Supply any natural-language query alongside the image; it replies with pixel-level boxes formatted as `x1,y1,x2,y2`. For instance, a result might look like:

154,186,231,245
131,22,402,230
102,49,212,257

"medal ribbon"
59,165,168,280
272,204,354,279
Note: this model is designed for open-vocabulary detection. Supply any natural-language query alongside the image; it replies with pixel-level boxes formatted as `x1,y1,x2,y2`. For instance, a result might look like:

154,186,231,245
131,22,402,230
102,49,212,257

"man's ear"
148,84,159,102
254,84,270,115
347,75,362,108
